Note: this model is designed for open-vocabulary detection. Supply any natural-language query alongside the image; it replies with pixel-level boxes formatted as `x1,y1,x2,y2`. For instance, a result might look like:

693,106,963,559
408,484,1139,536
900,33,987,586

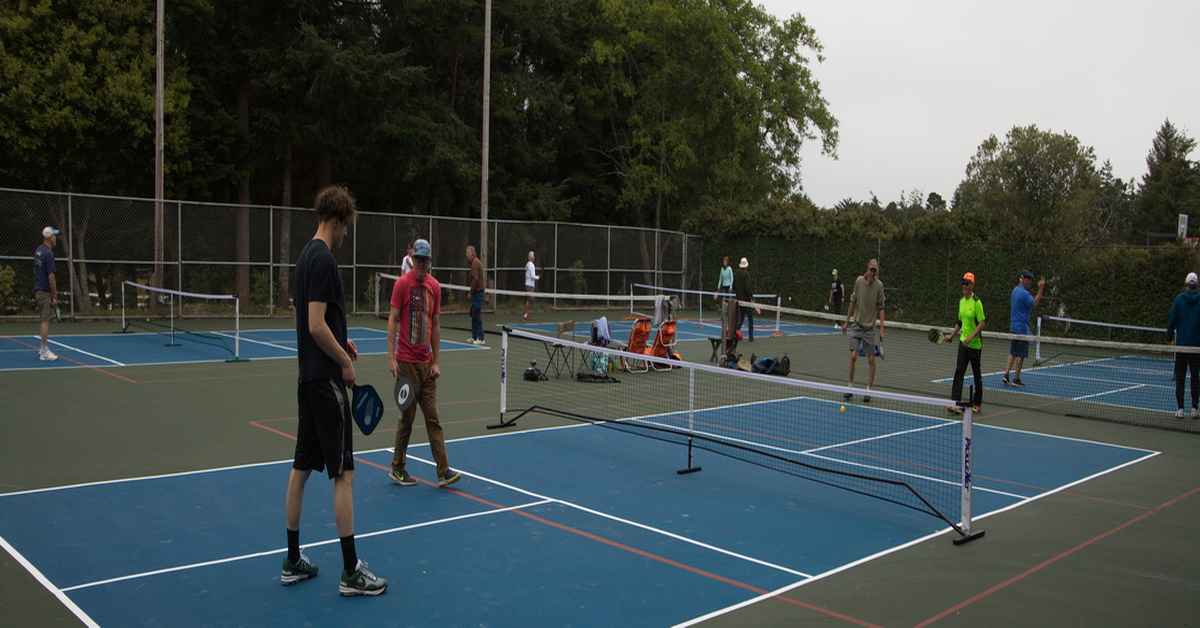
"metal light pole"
154,0,165,289
480,0,492,282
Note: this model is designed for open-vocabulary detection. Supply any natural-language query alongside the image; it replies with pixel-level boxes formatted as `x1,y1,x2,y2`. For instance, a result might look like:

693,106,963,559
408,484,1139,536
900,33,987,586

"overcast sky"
757,0,1200,207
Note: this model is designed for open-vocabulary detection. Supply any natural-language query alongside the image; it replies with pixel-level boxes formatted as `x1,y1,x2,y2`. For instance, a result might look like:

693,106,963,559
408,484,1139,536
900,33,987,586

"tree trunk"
277,143,293,311
73,214,91,315
236,80,252,305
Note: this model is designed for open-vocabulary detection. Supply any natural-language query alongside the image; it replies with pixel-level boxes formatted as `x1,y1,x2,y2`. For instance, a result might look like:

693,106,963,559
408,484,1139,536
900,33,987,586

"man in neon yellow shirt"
948,272,986,414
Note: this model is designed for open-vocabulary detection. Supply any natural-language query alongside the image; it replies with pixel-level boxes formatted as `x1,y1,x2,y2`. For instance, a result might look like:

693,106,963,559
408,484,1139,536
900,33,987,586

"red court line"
915,485,1200,627
248,420,880,627
4,336,138,384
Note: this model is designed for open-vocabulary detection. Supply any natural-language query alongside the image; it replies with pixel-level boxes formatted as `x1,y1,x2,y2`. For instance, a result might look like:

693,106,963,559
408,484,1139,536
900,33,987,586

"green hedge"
703,237,1197,333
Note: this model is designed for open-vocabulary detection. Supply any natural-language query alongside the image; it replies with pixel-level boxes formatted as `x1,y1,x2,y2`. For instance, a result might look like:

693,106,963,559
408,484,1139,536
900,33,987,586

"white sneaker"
1192,408,1199,419
39,349,58,361
1175,409,1185,419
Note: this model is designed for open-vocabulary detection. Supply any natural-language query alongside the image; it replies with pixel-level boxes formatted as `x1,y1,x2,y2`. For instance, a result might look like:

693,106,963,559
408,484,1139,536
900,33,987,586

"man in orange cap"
947,272,986,414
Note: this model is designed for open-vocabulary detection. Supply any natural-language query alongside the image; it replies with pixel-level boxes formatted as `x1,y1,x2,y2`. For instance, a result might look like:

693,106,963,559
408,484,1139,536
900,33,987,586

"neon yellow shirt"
958,296,985,350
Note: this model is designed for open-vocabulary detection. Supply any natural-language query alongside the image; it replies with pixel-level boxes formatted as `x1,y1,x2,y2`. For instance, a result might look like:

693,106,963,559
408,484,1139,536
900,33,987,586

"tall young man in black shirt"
281,186,387,596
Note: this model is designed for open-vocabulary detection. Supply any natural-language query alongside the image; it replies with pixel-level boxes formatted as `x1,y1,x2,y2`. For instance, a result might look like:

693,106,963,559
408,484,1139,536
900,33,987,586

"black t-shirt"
831,279,844,305
734,269,754,302
295,239,348,383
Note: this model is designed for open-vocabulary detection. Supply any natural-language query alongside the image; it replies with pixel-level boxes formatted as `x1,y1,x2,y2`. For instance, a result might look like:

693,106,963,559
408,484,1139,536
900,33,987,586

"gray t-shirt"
849,276,885,329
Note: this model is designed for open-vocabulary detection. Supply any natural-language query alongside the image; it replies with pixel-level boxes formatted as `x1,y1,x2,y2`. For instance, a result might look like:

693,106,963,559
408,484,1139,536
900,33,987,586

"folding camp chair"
621,317,653,373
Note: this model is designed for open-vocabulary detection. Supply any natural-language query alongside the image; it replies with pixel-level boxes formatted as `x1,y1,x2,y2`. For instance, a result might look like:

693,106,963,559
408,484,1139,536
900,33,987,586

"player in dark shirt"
281,186,387,596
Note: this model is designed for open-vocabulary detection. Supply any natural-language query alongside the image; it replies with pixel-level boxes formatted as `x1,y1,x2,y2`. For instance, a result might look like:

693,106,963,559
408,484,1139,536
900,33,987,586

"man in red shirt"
386,238,461,487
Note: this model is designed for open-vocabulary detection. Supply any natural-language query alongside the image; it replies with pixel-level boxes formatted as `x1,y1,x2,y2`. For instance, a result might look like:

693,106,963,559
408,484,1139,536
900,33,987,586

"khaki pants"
391,361,450,476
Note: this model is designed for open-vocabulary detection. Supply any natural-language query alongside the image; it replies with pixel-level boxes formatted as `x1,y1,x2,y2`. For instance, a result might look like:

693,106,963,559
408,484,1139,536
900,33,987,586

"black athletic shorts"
294,380,355,479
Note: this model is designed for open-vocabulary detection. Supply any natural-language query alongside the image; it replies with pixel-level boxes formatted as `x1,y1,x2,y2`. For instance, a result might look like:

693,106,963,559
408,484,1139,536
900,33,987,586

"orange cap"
961,272,976,284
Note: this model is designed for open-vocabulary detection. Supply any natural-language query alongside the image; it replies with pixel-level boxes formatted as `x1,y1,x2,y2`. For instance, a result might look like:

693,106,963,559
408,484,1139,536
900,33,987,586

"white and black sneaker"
280,552,318,585
339,560,387,596
1175,409,1185,419
39,348,58,361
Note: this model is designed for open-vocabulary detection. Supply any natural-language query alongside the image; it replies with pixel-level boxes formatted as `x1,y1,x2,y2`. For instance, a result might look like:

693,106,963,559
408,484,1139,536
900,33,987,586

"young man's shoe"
280,552,319,585
339,560,387,596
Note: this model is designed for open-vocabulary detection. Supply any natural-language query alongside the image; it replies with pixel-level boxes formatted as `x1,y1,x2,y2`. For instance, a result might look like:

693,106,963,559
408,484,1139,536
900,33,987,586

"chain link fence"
0,187,699,319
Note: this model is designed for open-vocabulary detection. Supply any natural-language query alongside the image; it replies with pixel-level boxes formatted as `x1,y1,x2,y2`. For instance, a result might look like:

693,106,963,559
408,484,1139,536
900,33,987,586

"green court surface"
1,310,1198,627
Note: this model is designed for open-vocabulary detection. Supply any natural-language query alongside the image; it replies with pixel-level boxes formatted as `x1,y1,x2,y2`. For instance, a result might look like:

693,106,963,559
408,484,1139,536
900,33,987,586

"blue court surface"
934,354,1176,415
513,317,836,344
0,399,1157,627
0,327,482,372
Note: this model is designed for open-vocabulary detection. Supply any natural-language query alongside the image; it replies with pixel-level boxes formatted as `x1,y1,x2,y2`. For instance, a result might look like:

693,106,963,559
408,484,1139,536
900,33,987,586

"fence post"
177,201,184,294
606,225,612,297
553,223,559,307
268,205,274,317
67,192,76,320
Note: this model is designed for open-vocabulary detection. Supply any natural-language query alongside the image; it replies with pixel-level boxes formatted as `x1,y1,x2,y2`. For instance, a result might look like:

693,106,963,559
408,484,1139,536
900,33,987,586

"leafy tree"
1133,119,1200,240
952,125,1103,249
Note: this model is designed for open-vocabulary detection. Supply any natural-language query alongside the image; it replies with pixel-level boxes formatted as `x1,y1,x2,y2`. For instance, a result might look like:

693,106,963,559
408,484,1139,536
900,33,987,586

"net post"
225,295,248,362
1035,316,1042,362
677,366,702,474
486,329,517,429
164,288,179,347
119,281,127,332
954,393,985,545
771,295,783,337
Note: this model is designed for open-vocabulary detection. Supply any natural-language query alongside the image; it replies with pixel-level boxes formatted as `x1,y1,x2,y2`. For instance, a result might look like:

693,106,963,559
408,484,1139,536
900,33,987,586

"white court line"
59,499,552,592
404,454,813,579
999,368,1171,391
0,447,395,497
673,448,1163,627
799,394,1161,455
0,342,480,373
45,338,125,366
1073,383,1146,401
800,422,956,455
0,536,100,627
211,331,295,353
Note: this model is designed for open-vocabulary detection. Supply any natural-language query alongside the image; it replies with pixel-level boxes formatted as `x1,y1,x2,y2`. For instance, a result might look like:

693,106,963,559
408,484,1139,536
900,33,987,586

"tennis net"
632,283,780,328
375,272,661,319
119,281,243,360
496,327,983,543
1039,315,1168,345
741,299,1200,433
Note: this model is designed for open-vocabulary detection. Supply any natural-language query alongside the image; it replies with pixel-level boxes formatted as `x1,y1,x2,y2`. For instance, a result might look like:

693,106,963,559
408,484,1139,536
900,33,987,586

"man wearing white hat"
1167,272,1200,419
733,257,759,341
34,226,60,361
827,268,844,328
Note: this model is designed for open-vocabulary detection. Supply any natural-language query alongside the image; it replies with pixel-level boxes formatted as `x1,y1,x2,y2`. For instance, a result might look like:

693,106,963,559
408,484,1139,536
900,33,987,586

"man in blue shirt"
34,226,60,361
1002,270,1044,386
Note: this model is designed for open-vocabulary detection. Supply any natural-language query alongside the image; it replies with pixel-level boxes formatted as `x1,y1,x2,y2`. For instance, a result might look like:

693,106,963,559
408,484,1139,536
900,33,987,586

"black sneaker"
390,469,417,486
280,552,318,585
862,395,872,404
1012,379,1025,387
843,392,853,402
1001,375,1011,386
437,470,462,488
339,560,387,596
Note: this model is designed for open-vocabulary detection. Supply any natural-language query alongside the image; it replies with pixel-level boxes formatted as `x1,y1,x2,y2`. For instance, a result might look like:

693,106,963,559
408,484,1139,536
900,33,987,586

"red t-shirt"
390,272,441,363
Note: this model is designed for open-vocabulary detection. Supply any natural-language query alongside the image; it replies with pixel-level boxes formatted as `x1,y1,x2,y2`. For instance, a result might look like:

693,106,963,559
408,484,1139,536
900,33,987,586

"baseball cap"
831,268,838,277
739,257,749,269
413,238,432,258
961,271,976,285
1020,270,1034,279
1187,272,1198,286
42,226,60,238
